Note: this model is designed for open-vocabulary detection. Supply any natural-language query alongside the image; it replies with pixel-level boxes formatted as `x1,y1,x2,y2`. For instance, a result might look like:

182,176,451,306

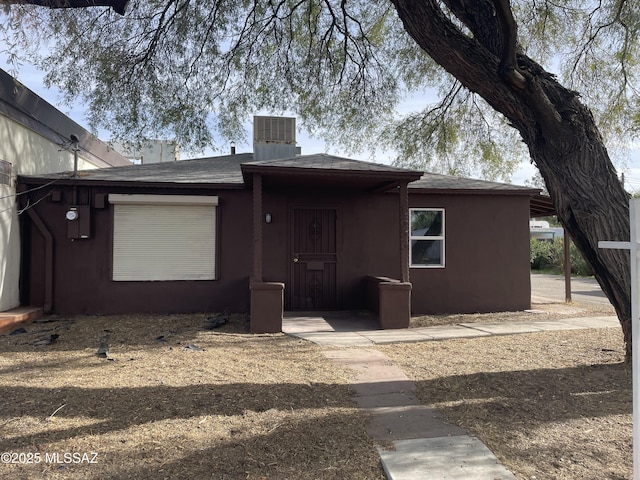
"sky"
2,56,633,191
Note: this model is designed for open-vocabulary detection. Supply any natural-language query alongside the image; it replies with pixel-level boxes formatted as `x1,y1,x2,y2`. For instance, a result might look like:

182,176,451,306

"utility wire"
0,177,61,201
17,192,53,215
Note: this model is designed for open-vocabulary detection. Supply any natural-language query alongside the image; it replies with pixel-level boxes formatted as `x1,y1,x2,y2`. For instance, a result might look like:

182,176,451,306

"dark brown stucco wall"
23,185,253,315
408,193,532,314
21,182,531,316
260,186,401,310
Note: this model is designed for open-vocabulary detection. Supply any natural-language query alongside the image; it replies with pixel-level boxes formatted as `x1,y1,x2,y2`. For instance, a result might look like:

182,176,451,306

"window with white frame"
109,194,218,281
410,208,445,267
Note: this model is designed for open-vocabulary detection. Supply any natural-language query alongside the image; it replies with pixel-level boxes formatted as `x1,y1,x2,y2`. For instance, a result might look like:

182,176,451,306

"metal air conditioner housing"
253,116,297,161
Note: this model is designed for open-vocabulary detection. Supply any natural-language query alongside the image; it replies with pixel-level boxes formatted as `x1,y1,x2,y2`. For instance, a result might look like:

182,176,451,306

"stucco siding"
409,193,532,314
20,180,533,316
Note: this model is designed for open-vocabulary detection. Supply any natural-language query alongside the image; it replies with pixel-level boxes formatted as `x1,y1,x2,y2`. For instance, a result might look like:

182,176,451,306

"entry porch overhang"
240,154,423,193
245,155,422,333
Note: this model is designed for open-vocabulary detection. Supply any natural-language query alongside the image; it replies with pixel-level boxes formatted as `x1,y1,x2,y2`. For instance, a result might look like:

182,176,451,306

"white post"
631,199,639,480
598,198,639,478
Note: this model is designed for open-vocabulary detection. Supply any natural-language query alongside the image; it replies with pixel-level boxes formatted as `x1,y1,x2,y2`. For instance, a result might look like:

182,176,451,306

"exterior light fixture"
65,208,79,221
265,213,272,224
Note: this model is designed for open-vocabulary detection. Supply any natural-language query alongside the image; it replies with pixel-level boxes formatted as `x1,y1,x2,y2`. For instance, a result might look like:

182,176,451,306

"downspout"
26,208,54,313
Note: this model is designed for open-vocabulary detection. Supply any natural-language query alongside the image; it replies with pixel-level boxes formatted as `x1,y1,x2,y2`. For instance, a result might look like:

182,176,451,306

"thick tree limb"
0,0,128,15
490,0,526,89
443,0,502,57
392,0,632,360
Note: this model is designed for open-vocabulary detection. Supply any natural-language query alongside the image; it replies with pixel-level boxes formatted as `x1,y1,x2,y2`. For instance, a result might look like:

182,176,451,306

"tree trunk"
392,0,632,360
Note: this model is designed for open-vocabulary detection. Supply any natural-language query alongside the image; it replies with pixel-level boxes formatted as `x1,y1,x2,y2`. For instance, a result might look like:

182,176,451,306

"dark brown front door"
290,207,338,310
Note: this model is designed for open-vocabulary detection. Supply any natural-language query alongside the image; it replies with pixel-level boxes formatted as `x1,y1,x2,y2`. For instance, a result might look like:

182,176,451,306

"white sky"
4,56,639,191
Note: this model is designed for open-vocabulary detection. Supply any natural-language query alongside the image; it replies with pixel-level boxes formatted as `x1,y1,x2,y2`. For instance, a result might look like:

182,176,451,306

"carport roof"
530,193,556,217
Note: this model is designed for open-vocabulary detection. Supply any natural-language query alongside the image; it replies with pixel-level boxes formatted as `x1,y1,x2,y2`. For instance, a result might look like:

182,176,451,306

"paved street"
531,273,613,308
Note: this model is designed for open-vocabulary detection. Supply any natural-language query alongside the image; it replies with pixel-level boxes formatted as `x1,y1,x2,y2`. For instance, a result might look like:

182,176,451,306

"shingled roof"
244,153,417,173
20,151,544,202
21,153,422,188
21,153,251,186
409,171,539,194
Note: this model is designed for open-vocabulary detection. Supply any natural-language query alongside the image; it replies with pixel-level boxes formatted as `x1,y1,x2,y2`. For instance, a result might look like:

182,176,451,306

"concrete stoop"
325,349,516,480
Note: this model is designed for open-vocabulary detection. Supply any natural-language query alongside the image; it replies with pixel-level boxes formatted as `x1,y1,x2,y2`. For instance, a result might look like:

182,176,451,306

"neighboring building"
530,220,564,241
110,139,180,164
0,68,130,312
17,117,539,329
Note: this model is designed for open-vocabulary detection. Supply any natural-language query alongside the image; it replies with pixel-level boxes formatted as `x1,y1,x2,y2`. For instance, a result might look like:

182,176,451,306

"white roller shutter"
110,195,217,281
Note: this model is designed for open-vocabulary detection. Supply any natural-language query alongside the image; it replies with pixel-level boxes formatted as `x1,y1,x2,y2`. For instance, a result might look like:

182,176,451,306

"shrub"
530,237,593,276
530,238,555,270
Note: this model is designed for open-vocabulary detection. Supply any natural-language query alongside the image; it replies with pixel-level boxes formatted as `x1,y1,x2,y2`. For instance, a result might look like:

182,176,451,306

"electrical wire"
0,176,61,217
16,192,53,215
0,177,62,201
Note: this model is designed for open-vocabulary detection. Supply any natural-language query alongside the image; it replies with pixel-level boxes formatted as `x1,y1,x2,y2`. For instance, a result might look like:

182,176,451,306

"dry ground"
0,302,632,480
0,314,383,480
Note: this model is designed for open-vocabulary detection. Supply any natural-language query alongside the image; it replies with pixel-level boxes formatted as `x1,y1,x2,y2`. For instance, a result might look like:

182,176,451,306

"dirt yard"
0,303,631,479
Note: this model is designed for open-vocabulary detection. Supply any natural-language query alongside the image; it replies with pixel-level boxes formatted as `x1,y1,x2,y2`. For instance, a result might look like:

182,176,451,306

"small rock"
183,344,204,351
204,315,228,330
33,334,59,346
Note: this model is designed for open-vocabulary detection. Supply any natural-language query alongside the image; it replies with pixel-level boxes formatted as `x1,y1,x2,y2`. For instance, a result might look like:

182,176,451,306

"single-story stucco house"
17,117,540,332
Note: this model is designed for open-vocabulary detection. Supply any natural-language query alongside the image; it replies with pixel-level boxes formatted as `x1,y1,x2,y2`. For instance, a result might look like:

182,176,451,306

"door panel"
290,208,338,310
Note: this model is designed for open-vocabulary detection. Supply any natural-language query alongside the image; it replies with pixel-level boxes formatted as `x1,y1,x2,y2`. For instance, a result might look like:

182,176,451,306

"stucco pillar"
399,182,410,283
250,282,284,333
379,281,412,329
250,173,283,333
252,173,263,282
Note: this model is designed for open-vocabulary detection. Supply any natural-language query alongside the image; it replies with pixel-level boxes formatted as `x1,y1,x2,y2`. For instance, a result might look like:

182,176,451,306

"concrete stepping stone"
378,436,517,480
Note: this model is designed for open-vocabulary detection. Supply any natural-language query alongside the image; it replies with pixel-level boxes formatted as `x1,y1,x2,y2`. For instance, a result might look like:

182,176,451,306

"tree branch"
490,0,526,89
0,0,128,15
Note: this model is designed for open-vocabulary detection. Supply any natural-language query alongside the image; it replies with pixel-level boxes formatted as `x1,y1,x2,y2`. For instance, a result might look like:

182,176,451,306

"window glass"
411,210,443,236
411,239,443,266
410,208,445,267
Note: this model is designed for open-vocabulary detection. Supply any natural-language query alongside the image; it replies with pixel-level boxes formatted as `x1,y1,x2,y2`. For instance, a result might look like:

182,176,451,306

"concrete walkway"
284,311,618,480
283,311,618,347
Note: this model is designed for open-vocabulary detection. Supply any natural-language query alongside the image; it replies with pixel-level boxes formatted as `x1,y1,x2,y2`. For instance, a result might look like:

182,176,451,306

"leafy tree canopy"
1,0,638,181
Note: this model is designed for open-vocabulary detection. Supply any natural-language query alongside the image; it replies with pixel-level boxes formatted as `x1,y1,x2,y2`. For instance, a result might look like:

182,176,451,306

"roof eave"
241,163,423,186
408,187,541,195
18,175,246,190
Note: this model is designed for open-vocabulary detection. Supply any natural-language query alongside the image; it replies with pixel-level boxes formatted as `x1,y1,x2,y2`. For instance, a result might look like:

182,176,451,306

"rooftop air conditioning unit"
254,116,296,144
253,116,297,161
